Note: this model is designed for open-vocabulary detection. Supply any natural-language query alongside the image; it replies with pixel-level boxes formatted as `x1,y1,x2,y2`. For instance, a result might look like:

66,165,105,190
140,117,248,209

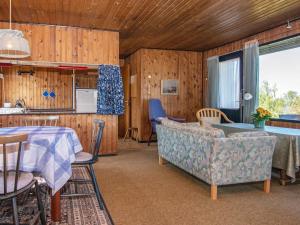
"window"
218,51,243,109
219,58,240,108
259,36,300,121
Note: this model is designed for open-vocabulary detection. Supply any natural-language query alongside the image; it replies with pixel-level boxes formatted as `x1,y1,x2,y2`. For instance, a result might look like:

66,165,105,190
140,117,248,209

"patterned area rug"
0,167,113,225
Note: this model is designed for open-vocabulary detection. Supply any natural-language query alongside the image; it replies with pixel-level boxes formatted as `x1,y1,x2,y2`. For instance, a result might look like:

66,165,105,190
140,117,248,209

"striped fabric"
0,126,83,194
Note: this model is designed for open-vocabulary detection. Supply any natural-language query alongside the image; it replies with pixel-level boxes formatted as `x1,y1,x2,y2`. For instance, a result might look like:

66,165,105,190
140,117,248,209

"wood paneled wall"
0,22,119,64
76,74,98,89
75,72,98,89
0,22,119,153
202,19,300,106
3,67,73,109
2,67,98,109
126,49,202,141
0,78,3,106
0,114,117,155
0,22,118,107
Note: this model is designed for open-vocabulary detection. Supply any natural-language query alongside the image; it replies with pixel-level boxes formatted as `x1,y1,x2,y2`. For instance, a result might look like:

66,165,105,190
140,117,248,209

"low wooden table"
213,123,300,185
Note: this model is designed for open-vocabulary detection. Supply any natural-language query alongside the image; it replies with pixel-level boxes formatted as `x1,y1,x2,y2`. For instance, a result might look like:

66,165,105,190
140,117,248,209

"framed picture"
161,79,179,95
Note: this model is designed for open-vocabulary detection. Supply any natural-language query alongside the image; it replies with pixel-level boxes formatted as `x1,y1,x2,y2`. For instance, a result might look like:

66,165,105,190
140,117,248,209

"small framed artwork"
161,79,179,95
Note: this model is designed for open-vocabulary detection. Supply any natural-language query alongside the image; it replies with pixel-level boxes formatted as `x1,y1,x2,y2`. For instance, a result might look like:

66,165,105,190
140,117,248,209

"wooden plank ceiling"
1,0,300,57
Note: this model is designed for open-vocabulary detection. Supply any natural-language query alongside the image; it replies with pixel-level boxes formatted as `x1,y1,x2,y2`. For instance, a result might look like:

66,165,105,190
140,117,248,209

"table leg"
279,169,289,186
51,191,61,222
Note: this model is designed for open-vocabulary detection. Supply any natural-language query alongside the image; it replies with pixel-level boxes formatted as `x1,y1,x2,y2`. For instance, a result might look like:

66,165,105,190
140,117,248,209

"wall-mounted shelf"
0,59,99,70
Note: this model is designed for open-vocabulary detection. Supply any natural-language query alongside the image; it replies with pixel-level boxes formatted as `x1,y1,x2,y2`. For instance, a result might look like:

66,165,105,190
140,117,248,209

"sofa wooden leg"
211,185,217,200
159,155,167,165
264,179,271,193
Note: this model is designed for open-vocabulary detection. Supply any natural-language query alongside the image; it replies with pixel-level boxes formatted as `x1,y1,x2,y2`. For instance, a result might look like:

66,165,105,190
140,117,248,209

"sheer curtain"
219,58,240,109
207,56,220,108
243,40,259,123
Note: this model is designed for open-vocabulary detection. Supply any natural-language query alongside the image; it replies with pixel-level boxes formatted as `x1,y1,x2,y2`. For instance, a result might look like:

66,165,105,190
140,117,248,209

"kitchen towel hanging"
97,64,124,115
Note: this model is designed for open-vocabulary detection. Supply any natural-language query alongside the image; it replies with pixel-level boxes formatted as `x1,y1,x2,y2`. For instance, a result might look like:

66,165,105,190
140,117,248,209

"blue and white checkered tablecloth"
0,126,83,194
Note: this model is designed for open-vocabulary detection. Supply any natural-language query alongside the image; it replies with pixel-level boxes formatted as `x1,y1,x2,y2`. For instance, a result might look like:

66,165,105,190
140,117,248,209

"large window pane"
259,46,300,119
219,58,240,109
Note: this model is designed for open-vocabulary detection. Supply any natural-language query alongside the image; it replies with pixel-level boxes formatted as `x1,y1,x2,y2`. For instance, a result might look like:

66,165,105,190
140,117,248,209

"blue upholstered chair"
148,99,185,145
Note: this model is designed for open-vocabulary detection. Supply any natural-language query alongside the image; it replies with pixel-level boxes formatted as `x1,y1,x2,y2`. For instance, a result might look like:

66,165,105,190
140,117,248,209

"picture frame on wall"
161,79,179,95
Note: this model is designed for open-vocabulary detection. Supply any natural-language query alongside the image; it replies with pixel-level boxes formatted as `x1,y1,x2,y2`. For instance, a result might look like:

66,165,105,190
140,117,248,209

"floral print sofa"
156,119,277,200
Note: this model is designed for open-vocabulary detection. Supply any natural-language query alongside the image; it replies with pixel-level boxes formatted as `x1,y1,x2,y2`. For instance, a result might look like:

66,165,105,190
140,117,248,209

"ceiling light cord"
9,0,11,29
0,0,30,58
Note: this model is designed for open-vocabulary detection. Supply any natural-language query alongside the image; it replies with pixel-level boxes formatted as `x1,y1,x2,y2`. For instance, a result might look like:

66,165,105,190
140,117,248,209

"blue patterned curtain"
97,65,124,115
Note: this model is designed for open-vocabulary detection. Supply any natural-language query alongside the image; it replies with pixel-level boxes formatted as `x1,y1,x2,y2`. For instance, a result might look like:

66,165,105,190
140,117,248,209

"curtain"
243,40,259,123
97,65,124,115
219,58,240,109
207,56,220,108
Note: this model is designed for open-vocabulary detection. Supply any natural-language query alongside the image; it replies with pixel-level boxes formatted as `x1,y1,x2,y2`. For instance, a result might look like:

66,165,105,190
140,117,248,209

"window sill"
270,118,300,124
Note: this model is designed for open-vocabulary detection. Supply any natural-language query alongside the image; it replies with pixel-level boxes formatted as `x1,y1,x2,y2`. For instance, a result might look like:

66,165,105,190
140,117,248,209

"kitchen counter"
0,109,98,115
0,113,118,155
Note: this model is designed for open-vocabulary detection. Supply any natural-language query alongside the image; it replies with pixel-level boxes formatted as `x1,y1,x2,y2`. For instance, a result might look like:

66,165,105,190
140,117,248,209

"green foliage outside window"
259,81,300,117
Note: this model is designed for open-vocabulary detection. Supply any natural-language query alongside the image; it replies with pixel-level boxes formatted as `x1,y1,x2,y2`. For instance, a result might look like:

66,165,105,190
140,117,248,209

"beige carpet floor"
94,140,300,225
0,167,113,225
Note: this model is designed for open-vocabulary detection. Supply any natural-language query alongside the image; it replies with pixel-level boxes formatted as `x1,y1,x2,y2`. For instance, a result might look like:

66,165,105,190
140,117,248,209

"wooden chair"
0,134,46,225
196,108,233,126
61,119,105,209
24,115,59,126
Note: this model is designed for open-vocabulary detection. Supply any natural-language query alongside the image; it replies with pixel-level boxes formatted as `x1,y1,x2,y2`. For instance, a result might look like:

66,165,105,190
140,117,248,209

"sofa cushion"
161,119,225,138
228,131,269,138
186,125,225,138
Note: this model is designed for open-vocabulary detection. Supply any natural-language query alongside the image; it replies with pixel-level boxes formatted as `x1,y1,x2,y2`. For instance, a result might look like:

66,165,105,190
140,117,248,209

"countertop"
0,110,98,115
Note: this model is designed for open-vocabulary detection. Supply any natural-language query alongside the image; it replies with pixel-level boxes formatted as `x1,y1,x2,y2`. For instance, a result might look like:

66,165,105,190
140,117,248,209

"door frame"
118,64,130,137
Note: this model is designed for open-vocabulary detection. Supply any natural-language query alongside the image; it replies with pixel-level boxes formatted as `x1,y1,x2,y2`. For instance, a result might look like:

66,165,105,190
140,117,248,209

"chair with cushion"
0,134,46,225
62,119,105,209
148,98,185,145
24,115,60,126
196,108,233,126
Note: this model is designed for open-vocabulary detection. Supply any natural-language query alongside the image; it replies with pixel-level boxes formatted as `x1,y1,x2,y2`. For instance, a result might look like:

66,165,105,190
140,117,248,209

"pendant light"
0,0,30,58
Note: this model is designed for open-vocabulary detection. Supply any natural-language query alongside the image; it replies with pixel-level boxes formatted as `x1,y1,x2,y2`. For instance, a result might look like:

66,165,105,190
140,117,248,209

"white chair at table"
196,108,233,126
24,116,60,190
23,116,60,126
0,134,46,225
61,119,105,209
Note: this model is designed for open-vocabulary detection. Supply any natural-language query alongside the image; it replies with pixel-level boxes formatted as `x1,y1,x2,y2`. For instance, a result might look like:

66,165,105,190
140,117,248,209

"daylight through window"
259,37,300,121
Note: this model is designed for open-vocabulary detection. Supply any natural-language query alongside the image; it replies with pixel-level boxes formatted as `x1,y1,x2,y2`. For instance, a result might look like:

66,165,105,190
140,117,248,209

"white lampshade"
0,29,30,58
244,92,253,101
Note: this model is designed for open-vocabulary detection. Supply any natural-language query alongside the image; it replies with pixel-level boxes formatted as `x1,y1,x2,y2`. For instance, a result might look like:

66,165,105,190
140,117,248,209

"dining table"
0,126,83,222
213,123,300,185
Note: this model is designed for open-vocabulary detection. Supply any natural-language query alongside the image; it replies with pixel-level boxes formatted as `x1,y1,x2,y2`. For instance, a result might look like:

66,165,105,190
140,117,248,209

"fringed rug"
0,167,114,225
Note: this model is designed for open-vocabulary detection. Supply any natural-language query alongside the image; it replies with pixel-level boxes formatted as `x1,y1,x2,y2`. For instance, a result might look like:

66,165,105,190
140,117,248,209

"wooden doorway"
0,76,3,107
118,64,130,138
